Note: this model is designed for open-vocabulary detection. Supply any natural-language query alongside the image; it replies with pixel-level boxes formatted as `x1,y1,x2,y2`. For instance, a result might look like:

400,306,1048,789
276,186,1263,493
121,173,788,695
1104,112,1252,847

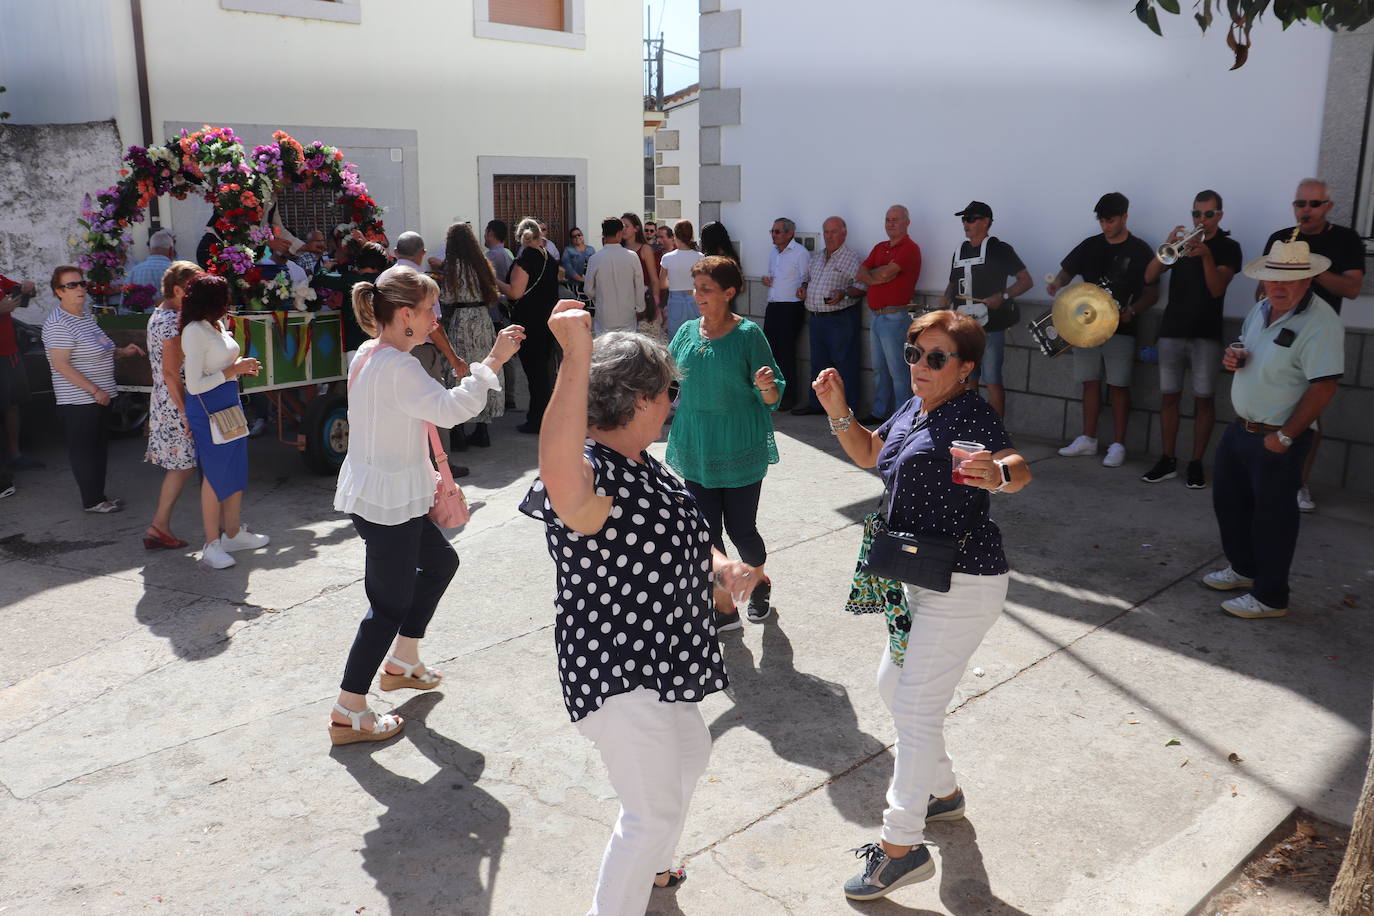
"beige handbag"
196,395,249,444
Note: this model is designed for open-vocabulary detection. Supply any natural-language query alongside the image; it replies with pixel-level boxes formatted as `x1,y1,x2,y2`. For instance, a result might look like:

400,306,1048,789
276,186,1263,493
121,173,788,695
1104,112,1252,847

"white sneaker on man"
219,526,270,552
1058,435,1098,457
1102,442,1126,468
1221,593,1288,619
199,539,237,570
1297,486,1316,513
1202,565,1254,591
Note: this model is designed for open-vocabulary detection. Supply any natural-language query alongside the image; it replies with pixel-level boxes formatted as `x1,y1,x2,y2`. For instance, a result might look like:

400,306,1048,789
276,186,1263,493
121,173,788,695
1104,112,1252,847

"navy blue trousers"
806,305,862,409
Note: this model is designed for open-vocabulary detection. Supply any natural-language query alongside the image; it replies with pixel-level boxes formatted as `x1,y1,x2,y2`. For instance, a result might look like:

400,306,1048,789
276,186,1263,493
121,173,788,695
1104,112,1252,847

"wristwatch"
1276,430,1294,448
993,459,1012,492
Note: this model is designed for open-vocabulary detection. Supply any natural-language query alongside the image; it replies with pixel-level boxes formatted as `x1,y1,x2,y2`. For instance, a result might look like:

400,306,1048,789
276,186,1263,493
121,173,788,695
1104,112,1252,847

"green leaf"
1308,4,1324,21
1135,0,1152,25
1159,0,1181,13
77,219,90,230
1165,738,1182,747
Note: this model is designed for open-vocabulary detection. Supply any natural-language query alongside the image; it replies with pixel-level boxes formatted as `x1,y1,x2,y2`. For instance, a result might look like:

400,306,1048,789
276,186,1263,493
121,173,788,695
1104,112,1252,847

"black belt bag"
861,512,965,593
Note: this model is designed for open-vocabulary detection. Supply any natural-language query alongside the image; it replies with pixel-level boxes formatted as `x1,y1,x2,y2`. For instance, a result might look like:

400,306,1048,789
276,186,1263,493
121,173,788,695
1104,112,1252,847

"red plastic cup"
950,440,985,485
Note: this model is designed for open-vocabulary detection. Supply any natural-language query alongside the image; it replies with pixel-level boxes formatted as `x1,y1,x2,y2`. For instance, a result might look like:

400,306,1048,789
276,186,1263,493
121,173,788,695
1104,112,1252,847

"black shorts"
0,353,29,408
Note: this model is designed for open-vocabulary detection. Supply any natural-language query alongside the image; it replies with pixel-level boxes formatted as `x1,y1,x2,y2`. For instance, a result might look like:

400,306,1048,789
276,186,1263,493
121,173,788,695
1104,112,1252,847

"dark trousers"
685,479,767,567
340,513,460,694
806,305,862,409
517,324,556,428
763,301,805,407
1212,421,1312,609
57,403,109,509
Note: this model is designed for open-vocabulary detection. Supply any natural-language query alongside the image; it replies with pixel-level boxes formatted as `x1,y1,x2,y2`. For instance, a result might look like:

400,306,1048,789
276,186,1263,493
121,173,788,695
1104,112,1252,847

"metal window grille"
276,188,344,240
493,174,576,250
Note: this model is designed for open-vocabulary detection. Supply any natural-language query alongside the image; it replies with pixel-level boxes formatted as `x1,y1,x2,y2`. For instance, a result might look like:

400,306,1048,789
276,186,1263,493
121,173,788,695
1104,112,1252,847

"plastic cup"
1228,340,1249,369
950,440,985,486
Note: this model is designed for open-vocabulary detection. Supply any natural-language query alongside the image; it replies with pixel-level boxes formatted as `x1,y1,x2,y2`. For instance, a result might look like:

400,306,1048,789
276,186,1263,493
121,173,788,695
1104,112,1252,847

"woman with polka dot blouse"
521,300,757,914
814,309,1032,901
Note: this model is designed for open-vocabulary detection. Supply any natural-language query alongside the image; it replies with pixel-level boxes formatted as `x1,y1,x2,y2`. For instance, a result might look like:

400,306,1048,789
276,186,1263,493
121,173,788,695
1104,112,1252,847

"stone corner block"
699,89,741,128
700,9,741,52
656,166,680,186
700,165,740,203
699,50,722,90
700,127,721,166
654,128,680,151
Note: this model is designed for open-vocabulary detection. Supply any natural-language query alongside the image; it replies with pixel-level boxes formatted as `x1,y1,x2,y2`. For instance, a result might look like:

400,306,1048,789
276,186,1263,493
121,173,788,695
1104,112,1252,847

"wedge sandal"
379,656,444,692
328,703,403,746
655,868,686,889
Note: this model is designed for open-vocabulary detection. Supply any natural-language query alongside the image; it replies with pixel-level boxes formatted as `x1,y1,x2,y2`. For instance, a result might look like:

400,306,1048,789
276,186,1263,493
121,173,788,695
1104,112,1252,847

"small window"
489,0,563,31
474,0,585,50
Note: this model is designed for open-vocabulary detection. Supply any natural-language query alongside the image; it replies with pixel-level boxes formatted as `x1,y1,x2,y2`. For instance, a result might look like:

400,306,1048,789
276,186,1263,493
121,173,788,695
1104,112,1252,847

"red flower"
244,268,263,286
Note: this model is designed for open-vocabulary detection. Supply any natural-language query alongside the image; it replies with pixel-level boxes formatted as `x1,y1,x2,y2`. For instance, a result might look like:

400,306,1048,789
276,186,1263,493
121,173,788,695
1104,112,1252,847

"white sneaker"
1221,593,1288,619
1058,435,1098,457
249,417,268,438
1102,442,1126,468
199,539,237,569
1297,486,1316,513
1202,565,1254,591
220,526,270,552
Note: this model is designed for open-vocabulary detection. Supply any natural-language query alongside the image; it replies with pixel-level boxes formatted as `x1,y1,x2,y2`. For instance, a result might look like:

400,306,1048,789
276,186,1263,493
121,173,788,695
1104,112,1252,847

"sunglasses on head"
1293,199,1329,209
1191,209,1220,219
58,280,88,290
903,344,961,370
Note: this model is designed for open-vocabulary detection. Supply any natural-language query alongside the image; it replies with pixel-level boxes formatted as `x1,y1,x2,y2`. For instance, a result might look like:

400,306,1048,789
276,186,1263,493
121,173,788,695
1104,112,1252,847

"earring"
404,327,414,337
958,376,968,384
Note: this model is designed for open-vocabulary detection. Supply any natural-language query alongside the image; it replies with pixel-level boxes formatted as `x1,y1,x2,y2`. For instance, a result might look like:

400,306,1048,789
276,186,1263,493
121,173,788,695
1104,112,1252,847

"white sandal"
328,703,403,746
379,656,444,692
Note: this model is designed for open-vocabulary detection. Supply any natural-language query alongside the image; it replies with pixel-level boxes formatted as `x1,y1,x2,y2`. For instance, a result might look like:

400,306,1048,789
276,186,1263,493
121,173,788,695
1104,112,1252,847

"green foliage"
1133,0,1374,68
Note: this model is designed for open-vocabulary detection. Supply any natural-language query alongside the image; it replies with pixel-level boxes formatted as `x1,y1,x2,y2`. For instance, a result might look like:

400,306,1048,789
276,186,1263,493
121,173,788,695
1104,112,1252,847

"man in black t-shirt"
1140,189,1242,489
1261,178,1365,512
1048,192,1158,469
936,201,1032,417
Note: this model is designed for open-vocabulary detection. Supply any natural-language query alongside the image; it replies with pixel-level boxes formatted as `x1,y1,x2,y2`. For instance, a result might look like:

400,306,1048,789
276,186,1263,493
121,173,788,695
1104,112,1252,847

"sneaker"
1221,593,1288,619
1202,565,1254,591
1185,460,1207,489
83,500,122,514
198,539,237,570
1058,435,1098,457
219,526,270,552
1102,442,1126,468
843,842,935,901
712,608,743,633
248,417,268,438
746,578,772,623
926,790,966,822
9,454,44,470
0,485,14,500
1140,456,1177,483
1297,486,1316,513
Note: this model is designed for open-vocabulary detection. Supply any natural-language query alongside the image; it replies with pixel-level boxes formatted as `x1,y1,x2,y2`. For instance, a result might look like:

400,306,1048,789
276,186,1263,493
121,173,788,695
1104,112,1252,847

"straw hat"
1243,239,1331,281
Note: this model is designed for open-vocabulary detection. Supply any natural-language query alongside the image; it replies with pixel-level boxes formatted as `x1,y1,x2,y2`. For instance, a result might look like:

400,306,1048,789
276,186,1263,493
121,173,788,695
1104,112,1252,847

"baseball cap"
954,201,993,220
1094,192,1129,218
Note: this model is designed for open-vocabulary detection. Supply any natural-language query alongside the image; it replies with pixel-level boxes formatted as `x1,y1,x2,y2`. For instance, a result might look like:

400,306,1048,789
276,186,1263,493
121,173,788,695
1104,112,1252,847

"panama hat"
1243,239,1331,281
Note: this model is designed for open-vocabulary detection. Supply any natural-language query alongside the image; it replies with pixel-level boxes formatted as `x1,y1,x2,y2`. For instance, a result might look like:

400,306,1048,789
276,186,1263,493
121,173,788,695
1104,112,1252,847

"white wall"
0,0,119,125
716,0,1333,320
659,97,700,229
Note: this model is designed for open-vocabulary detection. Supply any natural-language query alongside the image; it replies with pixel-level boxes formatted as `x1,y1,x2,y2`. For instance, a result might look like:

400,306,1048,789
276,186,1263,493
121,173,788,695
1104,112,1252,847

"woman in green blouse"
666,255,784,632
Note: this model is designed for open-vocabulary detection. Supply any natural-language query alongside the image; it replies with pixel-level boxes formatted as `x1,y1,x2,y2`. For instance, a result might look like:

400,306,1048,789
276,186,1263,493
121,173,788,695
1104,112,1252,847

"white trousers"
574,687,712,916
877,572,1009,846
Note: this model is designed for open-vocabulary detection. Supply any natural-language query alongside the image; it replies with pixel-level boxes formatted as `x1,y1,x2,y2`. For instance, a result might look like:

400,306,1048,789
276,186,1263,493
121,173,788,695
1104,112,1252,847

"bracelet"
758,384,777,393
828,409,854,435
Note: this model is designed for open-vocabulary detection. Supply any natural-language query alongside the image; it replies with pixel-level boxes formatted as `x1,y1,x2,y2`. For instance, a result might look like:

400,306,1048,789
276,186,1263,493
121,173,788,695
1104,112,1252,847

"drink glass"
950,440,985,485
1228,340,1249,369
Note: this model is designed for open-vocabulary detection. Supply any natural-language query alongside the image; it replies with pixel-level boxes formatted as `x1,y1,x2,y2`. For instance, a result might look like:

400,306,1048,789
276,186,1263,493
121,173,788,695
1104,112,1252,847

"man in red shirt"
857,205,922,423
0,272,43,486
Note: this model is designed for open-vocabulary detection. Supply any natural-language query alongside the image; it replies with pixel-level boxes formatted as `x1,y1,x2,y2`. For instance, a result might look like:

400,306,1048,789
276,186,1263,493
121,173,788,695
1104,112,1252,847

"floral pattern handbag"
845,511,912,667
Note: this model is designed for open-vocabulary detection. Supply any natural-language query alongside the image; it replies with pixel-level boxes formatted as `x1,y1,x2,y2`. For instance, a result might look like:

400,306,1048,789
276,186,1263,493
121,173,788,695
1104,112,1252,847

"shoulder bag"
196,393,249,444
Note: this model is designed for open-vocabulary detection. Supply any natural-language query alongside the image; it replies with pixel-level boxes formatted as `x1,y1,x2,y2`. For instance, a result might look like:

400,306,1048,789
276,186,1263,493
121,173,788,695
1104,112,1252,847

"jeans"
339,513,459,695
878,573,1008,846
665,290,697,341
870,310,913,418
969,330,1004,386
575,687,712,916
763,300,805,405
1212,421,1312,608
806,305,862,409
684,479,766,566
57,403,110,508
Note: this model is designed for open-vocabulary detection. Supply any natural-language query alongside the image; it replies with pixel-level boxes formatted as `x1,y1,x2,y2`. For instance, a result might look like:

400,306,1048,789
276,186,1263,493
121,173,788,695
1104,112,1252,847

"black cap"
1094,192,1129,218
955,201,993,220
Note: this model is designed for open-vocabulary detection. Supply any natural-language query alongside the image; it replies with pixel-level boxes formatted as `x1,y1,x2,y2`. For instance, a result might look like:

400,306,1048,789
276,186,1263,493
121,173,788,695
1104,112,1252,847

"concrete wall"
655,96,699,228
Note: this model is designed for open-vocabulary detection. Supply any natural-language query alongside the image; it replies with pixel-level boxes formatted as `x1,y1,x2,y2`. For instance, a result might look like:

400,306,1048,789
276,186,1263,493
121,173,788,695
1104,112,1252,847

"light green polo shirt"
1231,293,1344,427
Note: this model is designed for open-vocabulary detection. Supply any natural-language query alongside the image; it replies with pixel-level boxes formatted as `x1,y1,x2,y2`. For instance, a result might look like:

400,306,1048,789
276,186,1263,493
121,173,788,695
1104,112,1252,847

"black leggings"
57,403,109,509
685,479,767,567
516,323,556,428
340,513,459,695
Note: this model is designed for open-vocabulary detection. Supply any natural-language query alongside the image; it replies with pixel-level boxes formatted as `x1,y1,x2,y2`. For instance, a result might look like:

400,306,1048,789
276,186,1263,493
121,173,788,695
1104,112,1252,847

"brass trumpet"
1155,225,1206,265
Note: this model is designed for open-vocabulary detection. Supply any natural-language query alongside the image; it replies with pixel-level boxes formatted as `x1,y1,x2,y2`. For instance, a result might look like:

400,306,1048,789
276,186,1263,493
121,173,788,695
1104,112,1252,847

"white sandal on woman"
379,656,444,692
328,703,403,745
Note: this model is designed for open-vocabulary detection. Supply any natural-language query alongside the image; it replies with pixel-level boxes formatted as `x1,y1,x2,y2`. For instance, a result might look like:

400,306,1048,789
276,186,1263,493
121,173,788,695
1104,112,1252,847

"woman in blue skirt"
180,275,270,570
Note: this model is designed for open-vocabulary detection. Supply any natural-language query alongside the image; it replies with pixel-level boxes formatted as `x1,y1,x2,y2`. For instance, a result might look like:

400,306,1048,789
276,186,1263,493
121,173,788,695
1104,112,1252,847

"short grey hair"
149,229,175,251
1296,177,1329,194
887,204,910,220
773,217,796,233
587,331,679,430
395,231,425,257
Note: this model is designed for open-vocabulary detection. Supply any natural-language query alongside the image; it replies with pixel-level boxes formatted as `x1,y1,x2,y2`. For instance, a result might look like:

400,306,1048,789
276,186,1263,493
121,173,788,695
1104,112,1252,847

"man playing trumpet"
1140,190,1242,488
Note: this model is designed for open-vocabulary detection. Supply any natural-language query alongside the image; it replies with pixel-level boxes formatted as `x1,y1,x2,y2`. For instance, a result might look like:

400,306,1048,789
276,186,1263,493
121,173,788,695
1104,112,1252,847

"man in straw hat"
1201,237,1344,620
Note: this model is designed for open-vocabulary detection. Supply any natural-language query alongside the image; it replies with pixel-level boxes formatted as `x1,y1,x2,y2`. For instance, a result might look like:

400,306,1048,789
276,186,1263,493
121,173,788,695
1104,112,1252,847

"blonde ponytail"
352,281,381,337
352,267,439,338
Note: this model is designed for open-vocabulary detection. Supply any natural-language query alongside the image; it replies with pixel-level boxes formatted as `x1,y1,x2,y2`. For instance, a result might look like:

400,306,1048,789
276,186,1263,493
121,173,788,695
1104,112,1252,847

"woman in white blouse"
179,274,267,570
329,267,524,745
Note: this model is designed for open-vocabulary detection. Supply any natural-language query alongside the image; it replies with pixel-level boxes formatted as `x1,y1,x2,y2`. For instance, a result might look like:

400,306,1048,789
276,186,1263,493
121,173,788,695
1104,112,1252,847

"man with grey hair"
126,228,176,308
793,216,865,415
857,205,923,424
295,230,328,276
762,216,810,411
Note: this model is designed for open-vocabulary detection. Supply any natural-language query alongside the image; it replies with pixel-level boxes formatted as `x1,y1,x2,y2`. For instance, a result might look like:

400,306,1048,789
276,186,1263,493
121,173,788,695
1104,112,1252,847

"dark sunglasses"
1191,209,1220,219
903,344,961,370
769,229,787,234
57,280,89,290
961,215,987,223
1293,199,1329,209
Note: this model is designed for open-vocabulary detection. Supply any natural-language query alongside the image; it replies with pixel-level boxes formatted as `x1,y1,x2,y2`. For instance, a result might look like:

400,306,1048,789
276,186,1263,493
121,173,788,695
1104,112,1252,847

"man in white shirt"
762,217,810,411
584,217,646,334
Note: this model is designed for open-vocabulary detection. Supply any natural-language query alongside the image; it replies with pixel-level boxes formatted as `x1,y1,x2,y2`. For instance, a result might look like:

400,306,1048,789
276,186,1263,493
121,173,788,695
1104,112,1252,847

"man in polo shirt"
1049,192,1157,468
1203,239,1343,619
793,216,866,416
857,204,922,424
1141,190,1242,489
125,229,176,308
762,217,811,412
1260,178,1364,513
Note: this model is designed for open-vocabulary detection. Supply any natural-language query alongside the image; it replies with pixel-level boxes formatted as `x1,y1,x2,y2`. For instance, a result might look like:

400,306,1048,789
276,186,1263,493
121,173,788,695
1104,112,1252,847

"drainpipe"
130,0,159,229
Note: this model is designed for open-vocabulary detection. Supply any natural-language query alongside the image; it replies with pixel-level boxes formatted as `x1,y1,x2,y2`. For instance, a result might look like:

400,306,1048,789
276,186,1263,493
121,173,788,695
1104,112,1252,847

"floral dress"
442,270,503,423
144,306,197,470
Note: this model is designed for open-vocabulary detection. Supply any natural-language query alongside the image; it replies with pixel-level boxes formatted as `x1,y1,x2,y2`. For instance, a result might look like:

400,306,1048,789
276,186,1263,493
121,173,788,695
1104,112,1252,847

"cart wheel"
302,392,348,475
107,392,150,437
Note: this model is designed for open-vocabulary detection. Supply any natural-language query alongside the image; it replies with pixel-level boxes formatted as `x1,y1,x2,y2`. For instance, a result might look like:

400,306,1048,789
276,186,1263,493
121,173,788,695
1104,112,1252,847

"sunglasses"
57,280,89,290
1191,209,1220,219
961,215,987,223
903,344,962,370
1293,199,1329,209
770,229,787,235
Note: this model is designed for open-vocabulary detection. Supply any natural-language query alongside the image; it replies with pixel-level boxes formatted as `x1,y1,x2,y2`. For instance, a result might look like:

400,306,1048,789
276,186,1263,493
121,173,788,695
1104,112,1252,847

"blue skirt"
186,379,248,500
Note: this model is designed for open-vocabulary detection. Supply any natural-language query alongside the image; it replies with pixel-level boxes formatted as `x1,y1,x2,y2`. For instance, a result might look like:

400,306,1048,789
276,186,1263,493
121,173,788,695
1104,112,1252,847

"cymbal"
1051,283,1119,348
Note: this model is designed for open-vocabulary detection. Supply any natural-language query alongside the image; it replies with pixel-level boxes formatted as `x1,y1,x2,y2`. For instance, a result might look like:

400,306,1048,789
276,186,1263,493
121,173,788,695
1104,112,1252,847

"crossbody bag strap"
878,412,976,548
428,423,456,488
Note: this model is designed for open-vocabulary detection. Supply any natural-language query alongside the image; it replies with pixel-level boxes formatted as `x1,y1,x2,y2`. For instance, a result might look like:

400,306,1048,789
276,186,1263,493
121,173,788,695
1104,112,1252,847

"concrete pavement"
1,405,1370,915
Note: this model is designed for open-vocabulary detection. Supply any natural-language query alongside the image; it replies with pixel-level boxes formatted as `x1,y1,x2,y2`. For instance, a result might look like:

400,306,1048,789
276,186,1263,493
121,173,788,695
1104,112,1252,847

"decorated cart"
75,126,385,473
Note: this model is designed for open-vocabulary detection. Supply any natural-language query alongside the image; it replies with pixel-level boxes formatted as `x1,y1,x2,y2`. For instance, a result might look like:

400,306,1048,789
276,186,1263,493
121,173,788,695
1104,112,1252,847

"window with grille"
493,174,576,251
277,188,344,240
489,0,563,31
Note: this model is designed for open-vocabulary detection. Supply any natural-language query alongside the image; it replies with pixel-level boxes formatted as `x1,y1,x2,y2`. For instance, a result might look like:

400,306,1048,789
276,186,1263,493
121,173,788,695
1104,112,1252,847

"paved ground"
1,401,1371,915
